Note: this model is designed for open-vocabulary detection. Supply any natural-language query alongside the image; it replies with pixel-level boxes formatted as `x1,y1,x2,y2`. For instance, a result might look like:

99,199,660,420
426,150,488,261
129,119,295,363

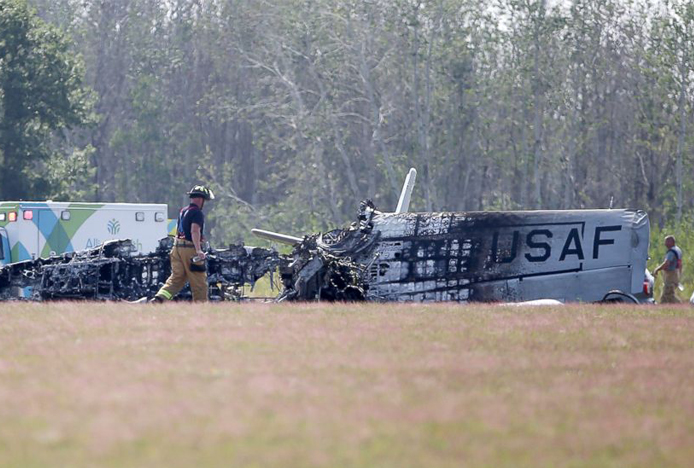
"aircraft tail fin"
395,168,417,213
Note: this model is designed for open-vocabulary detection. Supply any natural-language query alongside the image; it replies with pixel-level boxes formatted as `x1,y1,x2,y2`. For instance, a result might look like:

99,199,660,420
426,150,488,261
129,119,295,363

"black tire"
600,290,639,304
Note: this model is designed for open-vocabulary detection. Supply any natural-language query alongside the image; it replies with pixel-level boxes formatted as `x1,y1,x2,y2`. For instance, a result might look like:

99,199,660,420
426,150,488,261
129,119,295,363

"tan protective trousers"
660,269,681,304
155,245,208,302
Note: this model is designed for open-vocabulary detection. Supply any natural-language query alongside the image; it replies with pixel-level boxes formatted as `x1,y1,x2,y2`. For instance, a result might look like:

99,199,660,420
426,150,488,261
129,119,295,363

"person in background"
653,235,683,304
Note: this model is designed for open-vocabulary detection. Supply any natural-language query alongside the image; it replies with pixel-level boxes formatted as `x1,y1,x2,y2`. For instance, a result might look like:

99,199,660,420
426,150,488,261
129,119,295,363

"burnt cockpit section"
0,238,280,301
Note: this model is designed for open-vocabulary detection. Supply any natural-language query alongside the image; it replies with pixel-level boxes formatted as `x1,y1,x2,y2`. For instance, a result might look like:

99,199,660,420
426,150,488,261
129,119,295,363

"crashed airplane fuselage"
271,201,651,303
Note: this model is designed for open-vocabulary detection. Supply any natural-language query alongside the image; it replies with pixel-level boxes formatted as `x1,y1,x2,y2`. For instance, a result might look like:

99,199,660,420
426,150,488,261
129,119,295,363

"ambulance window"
155,212,165,222
136,212,145,222
61,210,71,221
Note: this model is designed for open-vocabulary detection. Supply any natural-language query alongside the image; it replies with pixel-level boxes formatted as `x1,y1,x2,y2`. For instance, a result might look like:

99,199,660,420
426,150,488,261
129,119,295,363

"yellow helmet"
187,185,215,200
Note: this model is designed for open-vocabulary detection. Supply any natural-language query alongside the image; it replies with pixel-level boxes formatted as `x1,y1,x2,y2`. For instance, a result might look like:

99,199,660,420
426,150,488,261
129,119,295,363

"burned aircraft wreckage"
256,169,652,304
0,169,652,304
268,202,651,304
0,237,280,302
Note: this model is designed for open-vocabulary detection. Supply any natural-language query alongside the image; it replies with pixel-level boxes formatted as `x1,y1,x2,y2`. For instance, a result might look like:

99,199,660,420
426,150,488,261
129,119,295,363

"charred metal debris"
0,237,280,301
0,201,377,303
277,234,368,302
276,200,377,302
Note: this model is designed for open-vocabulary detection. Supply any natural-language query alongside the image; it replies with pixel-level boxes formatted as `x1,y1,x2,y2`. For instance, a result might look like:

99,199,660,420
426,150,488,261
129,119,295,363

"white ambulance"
0,201,170,266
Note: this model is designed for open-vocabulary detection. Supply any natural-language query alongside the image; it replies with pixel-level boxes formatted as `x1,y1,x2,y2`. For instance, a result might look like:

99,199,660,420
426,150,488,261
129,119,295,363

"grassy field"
1,302,693,468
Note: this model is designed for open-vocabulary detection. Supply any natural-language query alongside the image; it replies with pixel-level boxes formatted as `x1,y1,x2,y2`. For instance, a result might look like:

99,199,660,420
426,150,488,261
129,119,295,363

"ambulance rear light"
0,213,5,221
8,212,17,222
643,279,651,296
136,212,145,222
155,212,165,222
23,210,33,220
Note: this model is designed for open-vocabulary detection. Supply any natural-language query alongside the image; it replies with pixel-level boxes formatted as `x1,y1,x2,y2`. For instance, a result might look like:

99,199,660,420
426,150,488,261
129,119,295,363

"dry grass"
1,302,693,468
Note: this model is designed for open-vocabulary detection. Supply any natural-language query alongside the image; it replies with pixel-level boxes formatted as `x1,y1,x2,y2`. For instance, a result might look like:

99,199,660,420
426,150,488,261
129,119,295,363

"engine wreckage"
0,169,652,304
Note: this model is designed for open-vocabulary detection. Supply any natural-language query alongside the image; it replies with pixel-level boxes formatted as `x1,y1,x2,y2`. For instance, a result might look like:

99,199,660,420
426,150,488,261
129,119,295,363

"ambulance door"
0,227,9,265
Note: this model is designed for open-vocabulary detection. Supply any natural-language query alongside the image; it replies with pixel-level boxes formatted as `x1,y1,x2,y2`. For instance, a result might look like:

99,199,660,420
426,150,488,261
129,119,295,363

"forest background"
1,0,693,287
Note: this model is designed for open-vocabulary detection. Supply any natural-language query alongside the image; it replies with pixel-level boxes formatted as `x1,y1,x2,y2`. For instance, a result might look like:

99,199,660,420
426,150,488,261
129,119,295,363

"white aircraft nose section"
395,168,417,213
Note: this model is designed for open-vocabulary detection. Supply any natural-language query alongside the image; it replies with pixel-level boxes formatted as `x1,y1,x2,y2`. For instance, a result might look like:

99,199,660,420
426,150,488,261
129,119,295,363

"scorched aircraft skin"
285,202,651,303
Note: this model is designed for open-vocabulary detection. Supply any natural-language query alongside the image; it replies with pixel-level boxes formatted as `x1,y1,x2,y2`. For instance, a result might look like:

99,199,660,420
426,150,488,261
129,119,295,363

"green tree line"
2,0,694,249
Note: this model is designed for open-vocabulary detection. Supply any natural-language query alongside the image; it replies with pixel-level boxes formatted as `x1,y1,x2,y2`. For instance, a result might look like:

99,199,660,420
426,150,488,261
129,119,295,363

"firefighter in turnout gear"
653,235,683,304
154,185,215,302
